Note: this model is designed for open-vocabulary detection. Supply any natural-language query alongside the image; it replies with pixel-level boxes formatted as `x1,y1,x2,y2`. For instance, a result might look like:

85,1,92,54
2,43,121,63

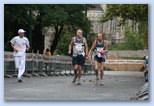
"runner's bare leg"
72,65,78,83
77,65,82,85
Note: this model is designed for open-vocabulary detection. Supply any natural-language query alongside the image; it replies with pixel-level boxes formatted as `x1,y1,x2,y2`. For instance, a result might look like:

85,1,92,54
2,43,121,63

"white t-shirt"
10,36,30,56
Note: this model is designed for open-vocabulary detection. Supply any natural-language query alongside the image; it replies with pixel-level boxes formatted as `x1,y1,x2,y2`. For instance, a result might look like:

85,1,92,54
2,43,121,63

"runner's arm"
10,37,17,51
26,44,30,51
104,40,108,53
84,38,88,57
11,44,14,49
26,38,30,51
68,38,73,55
88,40,96,56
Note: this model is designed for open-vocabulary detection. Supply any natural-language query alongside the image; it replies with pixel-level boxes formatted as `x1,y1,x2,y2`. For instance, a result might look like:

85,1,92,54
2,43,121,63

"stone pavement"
4,71,145,101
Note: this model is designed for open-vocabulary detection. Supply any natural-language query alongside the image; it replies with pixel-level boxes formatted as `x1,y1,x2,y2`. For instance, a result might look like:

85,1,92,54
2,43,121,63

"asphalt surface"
4,71,145,101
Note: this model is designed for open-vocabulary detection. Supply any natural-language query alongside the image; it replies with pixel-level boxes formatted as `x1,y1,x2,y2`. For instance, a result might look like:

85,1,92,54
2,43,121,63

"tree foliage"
4,4,37,51
4,4,92,53
103,4,148,49
103,4,148,22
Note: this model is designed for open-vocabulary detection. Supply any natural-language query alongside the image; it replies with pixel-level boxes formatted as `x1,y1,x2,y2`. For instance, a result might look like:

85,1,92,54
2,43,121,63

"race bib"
74,43,85,56
96,47,104,57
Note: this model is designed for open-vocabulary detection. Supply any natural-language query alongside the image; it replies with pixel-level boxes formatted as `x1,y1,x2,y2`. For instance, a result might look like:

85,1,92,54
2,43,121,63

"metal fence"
4,52,93,77
4,51,145,78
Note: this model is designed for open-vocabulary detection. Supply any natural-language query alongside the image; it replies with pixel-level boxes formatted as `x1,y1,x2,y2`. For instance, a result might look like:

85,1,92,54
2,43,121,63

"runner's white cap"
18,29,26,33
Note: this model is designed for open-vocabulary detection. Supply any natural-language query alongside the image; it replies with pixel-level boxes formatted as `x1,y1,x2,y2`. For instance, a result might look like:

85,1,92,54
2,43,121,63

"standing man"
10,29,30,83
68,29,88,85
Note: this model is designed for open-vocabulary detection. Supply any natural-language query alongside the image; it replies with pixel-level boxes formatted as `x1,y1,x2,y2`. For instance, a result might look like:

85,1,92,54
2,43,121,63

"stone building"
87,5,104,33
43,27,55,50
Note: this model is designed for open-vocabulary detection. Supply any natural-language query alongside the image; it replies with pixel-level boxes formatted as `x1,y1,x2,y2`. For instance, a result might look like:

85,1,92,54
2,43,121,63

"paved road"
4,71,144,101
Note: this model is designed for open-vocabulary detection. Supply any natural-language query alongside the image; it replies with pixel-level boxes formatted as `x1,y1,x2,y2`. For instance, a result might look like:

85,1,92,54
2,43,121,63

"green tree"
102,4,148,49
103,4,148,23
55,31,73,55
41,4,91,54
124,29,144,50
4,4,92,54
4,4,37,51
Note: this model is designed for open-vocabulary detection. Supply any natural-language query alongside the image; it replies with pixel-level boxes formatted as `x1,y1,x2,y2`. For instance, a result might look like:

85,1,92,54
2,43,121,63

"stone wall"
107,50,148,59
104,63,144,71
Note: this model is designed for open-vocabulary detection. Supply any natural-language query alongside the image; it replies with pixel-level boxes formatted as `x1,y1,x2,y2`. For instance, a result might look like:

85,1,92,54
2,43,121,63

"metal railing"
4,52,145,77
4,52,93,77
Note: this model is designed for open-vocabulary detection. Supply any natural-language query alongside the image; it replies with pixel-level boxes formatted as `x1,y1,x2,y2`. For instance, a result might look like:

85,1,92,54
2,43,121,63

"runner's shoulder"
72,36,86,43
11,36,19,41
72,36,76,42
23,36,29,41
13,36,19,39
82,37,87,43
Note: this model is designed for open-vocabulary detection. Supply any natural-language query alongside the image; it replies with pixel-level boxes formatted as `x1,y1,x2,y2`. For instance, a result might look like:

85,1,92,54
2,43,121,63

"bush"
109,30,144,50
55,31,73,55
109,43,127,50
124,30,144,50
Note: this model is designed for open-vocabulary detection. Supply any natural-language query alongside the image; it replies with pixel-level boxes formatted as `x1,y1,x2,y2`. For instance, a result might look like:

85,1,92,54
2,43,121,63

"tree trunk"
32,15,44,54
50,25,64,54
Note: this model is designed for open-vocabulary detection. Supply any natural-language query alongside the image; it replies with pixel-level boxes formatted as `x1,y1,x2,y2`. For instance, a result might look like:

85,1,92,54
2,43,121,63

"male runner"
10,29,30,82
68,29,88,85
